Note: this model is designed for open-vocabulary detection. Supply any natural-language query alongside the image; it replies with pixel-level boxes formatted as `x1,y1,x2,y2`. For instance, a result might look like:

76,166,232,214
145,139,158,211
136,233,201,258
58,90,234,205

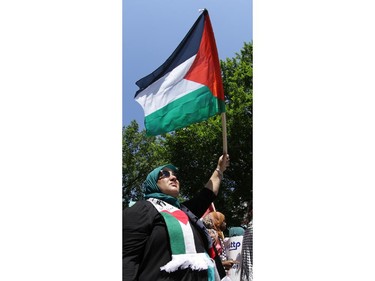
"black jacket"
123,188,224,281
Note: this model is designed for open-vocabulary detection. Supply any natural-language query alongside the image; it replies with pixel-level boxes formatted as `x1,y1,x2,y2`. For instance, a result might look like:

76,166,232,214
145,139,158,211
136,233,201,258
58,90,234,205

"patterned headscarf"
143,164,181,208
206,211,226,240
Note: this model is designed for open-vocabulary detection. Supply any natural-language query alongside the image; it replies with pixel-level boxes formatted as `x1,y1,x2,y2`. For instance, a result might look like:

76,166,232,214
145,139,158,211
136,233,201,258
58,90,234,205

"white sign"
224,235,243,281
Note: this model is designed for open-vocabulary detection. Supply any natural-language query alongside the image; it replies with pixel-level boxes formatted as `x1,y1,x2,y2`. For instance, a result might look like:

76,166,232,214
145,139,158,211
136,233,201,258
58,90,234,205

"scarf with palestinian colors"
148,198,219,280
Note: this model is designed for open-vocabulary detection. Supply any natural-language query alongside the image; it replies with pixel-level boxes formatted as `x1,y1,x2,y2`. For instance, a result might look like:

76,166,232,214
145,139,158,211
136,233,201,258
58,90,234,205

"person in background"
240,209,253,281
228,226,245,237
123,154,229,281
203,217,227,279
203,211,237,271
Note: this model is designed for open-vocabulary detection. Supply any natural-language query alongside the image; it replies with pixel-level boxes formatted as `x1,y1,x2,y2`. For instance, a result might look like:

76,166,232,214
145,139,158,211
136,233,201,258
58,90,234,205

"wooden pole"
221,112,228,154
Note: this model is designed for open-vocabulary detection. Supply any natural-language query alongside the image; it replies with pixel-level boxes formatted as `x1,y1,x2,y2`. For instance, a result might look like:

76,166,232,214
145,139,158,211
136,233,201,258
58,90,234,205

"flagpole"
221,112,228,154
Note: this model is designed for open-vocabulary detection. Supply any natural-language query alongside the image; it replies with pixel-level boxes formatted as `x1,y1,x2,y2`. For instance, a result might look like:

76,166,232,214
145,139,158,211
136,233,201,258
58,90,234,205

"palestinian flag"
134,9,225,136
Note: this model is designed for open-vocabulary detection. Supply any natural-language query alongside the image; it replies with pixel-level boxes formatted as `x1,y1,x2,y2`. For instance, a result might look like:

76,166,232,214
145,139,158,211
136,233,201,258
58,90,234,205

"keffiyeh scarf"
148,198,219,280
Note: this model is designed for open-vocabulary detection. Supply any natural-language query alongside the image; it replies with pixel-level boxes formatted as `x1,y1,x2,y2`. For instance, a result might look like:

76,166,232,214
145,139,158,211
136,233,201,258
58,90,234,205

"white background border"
255,0,375,280
0,1,121,280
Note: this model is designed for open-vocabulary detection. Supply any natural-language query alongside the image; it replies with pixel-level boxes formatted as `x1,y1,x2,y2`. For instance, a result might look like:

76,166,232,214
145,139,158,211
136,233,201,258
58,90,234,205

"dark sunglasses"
159,170,178,180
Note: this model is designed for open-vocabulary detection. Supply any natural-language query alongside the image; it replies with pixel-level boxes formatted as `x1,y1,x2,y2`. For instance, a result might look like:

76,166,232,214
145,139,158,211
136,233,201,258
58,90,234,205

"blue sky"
122,0,253,128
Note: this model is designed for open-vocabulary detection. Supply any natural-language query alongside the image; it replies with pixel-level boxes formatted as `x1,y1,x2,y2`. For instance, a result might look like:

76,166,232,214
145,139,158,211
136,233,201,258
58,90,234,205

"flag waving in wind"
134,9,225,136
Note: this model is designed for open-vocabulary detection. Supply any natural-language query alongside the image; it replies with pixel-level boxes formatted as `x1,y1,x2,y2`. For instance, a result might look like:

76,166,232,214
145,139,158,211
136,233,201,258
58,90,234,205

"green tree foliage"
220,41,253,220
122,42,252,227
122,121,169,208
165,42,253,227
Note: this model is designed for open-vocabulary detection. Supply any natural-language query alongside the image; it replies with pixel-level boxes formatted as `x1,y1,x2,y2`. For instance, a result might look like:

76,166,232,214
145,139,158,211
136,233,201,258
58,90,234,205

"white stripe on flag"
180,221,197,254
135,55,204,116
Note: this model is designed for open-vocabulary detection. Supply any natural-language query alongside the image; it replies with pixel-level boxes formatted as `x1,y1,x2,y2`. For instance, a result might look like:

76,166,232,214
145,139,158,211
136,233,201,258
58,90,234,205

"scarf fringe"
160,253,214,273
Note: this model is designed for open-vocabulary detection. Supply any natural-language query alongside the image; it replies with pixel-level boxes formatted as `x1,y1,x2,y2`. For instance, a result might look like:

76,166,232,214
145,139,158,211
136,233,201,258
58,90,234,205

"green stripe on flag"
160,212,186,255
145,86,225,136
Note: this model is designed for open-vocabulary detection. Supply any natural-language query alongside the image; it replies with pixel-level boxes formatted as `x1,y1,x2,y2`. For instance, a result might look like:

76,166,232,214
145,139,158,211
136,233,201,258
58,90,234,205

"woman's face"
157,168,180,198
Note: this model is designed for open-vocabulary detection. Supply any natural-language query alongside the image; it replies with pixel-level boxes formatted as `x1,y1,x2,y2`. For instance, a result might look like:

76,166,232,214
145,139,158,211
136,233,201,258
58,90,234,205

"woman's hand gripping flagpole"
205,153,229,196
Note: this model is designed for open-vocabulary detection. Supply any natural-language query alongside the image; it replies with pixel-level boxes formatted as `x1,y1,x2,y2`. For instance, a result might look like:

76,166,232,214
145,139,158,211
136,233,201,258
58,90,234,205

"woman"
123,154,229,281
203,211,237,271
